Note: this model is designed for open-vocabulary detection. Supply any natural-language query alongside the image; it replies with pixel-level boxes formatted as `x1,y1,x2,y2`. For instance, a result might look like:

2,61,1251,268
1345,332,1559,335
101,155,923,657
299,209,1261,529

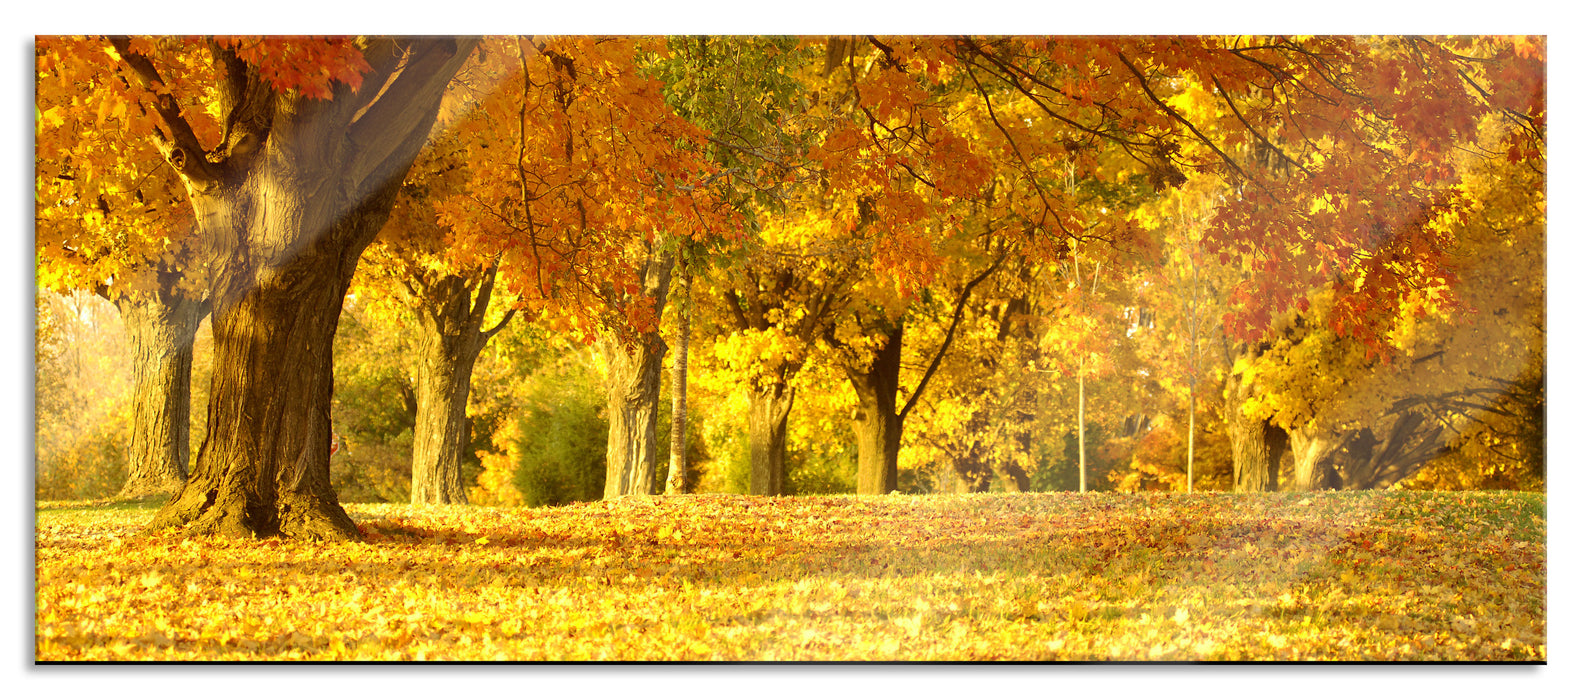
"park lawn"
34,490,1544,661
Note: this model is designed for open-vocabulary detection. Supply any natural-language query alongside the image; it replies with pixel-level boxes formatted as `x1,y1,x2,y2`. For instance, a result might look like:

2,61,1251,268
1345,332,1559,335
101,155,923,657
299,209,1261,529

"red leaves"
213,36,372,100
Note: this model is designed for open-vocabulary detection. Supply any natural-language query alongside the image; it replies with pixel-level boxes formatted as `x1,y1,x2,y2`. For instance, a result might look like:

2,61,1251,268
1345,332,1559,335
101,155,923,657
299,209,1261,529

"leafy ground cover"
35,491,1544,661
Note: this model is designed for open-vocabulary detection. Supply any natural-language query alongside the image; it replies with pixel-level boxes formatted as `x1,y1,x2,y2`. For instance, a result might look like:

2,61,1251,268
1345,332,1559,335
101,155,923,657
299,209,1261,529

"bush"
510,359,608,507
786,440,857,495
35,404,132,501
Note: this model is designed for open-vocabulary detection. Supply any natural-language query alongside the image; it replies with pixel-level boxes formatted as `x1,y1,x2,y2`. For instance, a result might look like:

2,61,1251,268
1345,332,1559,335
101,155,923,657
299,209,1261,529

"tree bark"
848,321,905,495
409,268,509,504
602,251,674,499
1077,373,1088,493
747,382,794,495
142,37,476,540
1289,424,1340,491
147,220,373,539
1185,392,1196,494
665,267,691,496
115,291,208,499
1225,369,1288,492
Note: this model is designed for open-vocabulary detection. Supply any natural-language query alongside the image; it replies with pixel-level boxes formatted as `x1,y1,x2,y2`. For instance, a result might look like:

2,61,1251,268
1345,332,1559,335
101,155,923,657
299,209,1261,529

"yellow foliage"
469,422,525,507
35,492,1544,661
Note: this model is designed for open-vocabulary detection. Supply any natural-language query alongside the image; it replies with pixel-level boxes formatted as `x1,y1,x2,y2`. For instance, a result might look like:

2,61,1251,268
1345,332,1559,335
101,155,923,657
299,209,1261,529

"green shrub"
512,362,608,507
786,423,856,495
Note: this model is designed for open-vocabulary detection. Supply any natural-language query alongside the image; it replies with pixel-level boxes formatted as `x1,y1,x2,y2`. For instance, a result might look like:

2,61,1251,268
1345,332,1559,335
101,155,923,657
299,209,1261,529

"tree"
36,61,210,499
432,37,733,499
649,36,835,496
664,264,692,495
1239,110,1546,491
113,287,209,497
38,36,477,538
355,127,518,505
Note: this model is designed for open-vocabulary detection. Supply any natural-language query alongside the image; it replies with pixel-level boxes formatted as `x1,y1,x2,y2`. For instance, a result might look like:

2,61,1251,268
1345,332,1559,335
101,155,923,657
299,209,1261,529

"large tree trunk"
602,251,674,498
603,334,668,498
1224,370,1288,492
848,322,905,495
142,37,476,540
409,271,503,504
1289,424,1341,491
115,291,208,499
147,217,374,539
747,382,794,495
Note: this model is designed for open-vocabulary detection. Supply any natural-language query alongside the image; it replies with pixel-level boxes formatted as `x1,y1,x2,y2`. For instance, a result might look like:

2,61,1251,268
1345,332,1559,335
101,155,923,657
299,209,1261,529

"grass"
34,490,1545,661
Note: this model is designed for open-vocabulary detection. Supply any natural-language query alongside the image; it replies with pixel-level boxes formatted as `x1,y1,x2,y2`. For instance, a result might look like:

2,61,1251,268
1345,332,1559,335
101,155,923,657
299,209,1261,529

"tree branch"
108,36,224,188
899,240,1009,421
345,37,479,191
1112,51,1272,199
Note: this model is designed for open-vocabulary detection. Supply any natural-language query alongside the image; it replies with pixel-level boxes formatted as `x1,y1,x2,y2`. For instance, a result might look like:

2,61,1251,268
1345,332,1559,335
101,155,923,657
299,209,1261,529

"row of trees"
35,36,1545,539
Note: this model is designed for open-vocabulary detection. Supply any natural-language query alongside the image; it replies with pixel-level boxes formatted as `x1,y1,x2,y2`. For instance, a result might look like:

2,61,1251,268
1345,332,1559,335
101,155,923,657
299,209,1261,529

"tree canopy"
35,34,1545,535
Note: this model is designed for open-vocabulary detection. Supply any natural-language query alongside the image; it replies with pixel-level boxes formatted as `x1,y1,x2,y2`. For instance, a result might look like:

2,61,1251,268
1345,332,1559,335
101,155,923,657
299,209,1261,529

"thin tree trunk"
665,268,691,495
115,291,208,499
1186,392,1196,494
1078,373,1088,493
747,382,794,495
602,251,674,499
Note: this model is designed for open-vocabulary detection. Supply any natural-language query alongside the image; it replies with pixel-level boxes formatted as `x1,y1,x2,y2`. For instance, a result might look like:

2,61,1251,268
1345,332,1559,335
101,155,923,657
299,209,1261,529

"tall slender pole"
1073,249,1086,494
1184,202,1203,494
1078,373,1087,493
1187,393,1196,494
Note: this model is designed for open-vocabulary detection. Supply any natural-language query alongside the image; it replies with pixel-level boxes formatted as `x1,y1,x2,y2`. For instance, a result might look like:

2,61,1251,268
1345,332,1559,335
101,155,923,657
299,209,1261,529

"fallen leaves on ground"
34,491,1544,661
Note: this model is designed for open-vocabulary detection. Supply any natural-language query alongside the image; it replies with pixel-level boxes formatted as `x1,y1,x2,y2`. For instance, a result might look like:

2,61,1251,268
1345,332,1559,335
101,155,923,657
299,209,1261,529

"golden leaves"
35,491,1544,661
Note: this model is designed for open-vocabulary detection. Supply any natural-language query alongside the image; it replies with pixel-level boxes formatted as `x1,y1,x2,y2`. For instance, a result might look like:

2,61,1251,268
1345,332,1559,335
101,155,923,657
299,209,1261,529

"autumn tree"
647,36,845,496
37,36,477,538
433,37,732,499
1237,109,1546,491
937,36,1543,492
36,63,211,499
352,126,519,504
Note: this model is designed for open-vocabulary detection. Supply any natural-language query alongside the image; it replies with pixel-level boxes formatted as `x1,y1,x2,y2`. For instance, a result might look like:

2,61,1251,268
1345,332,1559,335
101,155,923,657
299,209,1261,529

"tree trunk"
602,251,674,499
747,382,794,495
1001,457,1032,492
115,291,208,499
409,271,501,504
147,215,375,539
603,334,668,498
665,268,691,496
143,37,475,539
1077,373,1088,493
947,411,998,492
848,322,904,495
1289,424,1340,491
1185,391,1196,494
1225,370,1287,492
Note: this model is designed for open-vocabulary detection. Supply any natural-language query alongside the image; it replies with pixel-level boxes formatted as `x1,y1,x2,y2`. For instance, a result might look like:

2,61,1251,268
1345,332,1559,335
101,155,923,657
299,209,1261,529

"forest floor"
34,490,1545,661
